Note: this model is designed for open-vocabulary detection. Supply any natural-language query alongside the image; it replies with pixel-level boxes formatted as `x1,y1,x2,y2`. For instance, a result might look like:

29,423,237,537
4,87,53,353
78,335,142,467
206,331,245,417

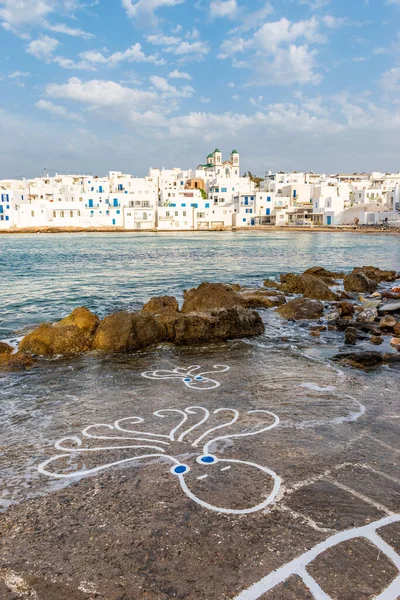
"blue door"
266,208,270,216
327,216,332,226
99,186,103,193
112,219,116,225
251,218,255,226
113,199,118,207
88,199,93,208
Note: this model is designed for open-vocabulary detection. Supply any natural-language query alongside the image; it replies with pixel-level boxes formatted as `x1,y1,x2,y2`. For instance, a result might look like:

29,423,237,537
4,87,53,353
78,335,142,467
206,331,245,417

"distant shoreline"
0,226,399,235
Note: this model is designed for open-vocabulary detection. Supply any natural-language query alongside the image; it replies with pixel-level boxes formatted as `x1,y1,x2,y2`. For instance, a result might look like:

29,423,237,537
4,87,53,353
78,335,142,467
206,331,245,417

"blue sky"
0,0,399,178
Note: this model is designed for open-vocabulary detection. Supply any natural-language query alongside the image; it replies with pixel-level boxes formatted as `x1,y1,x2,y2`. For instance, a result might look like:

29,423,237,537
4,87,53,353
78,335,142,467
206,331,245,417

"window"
197,212,206,218
116,210,121,214
53,211,56,218
181,203,186,207
267,196,271,202
205,203,210,208
183,211,186,217
191,203,198,208
175,211,178,216
60,211,64,218
221,187,227,193
242,218,246,222
70,211,73,217
5,216,9,221
31,211,34,217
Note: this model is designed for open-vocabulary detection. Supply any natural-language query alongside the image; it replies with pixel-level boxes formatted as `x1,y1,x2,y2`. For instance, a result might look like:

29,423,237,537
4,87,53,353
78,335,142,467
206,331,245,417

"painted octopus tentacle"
153,409,189,441
192,408,240,448
177,407,211,442
202,410,280,454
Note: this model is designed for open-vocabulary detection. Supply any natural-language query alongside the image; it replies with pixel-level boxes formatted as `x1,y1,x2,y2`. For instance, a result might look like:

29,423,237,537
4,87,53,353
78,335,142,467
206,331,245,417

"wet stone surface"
1,336,400,599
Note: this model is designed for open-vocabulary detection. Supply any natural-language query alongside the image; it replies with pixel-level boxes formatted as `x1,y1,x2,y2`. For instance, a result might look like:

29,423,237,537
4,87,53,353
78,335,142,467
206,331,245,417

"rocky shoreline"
1,265,399,372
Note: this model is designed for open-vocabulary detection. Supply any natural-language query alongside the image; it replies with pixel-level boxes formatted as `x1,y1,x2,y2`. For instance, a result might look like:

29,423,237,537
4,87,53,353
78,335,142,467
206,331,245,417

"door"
327,216,332,226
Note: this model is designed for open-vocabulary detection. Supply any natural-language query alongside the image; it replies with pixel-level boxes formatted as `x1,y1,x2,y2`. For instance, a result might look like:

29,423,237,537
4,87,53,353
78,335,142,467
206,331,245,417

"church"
197,148,240,178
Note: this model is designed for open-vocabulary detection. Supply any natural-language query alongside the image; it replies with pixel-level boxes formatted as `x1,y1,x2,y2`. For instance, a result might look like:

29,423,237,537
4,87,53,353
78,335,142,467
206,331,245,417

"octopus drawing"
141,364,230,390
38,406,281,515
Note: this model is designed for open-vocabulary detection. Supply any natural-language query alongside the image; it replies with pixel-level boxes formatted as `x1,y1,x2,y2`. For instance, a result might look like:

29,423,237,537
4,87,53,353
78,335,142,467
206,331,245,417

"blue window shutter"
205,203,210,208
6,216,9,221
242,218,246,222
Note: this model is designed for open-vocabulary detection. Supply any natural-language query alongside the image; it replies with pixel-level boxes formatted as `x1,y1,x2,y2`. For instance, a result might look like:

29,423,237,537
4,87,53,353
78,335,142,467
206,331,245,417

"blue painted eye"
200,455,216,464
195,376,203,381
171,464,189,475
184,378,192,382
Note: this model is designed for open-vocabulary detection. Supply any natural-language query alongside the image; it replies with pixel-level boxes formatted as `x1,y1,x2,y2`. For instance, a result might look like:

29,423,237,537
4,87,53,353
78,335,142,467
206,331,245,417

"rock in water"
345,326,358,345
173,307,264,345
238,289,286,308
370,336,383,345
279,274,338,300
379,315,397,329
142,296,180,341
277,298,324,320
356,308,378,323
181,282,247,313
343,273,378,294
56,307,100,336
390,337,400,348
333,351,384,369
0,342,13,355
303,266,343,283
378,302,400,313
142,296,179,314
336,301,355,317
93,312,166,352
263,279,279,289
0,352,36,371
353,266,398,283
19,323,93,356
394,322,400,336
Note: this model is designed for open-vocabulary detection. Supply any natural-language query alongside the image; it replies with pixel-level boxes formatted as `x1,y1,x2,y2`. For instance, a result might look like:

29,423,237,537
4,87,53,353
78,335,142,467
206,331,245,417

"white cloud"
0,0,92,38
0,0,52,30
380,67,400,93
169,69,192,80
8,70,30,78
147,30,210,58
253,17,325,54
46,77,158,110
323,15,346,28
26,35,59,61
121,0,184,25
35,99,84,121
228,2,273,34
79,43,164,67
45,22,94,39
209,0,237,19
149,75,194,97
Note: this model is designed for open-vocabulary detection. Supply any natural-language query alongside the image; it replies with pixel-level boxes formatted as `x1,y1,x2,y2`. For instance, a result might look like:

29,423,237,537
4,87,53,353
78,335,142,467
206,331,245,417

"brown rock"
310,331,321,338
379,315,397,329
336,301,355,317
0,342,13,355
173,307,264,345
19,323,92,357
181,282,246,313
303,266,343,283
356,308,378,323
333,351,384,370
280,274,338,300
390,337,400,347
142,296,179,314
343,273,378,294
370,336,383,345
394,322,400,336
141,296,180,341
93,312,166,353
345,326,358,345
353,266,398,283
277,298,324,320
0,352,36,371
57,307,100,336
238,289,286,309
263,279,279,289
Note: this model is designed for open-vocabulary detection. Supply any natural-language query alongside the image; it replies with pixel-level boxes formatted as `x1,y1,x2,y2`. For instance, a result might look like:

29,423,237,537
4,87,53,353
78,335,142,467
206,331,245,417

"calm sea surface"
1,231,399,339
